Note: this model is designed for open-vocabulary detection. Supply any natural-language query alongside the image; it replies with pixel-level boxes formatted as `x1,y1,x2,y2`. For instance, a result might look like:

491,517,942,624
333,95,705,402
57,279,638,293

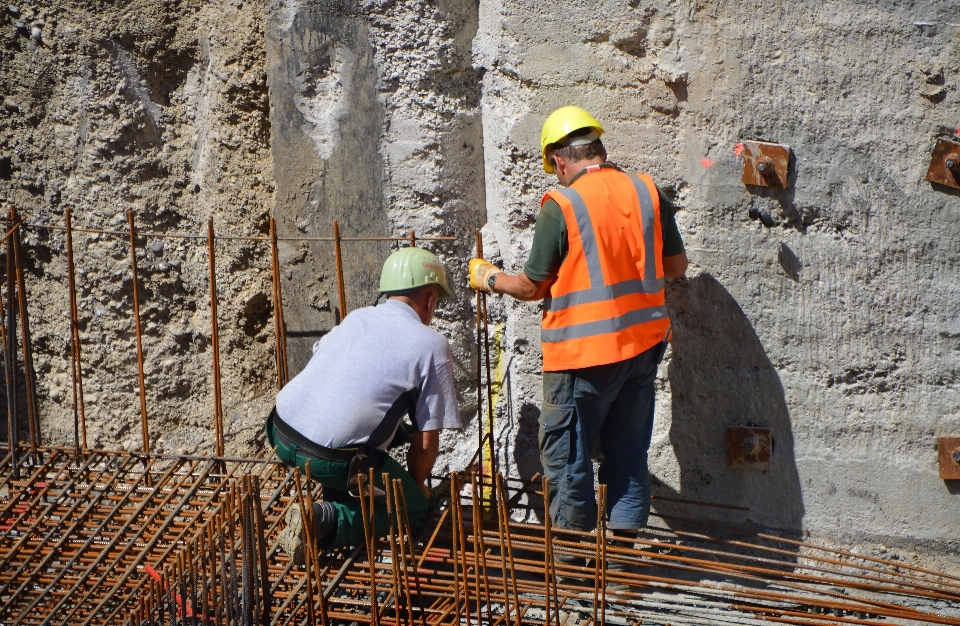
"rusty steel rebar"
474,232,484,477
109,459,960,626
4,208,19,478
1,216,457,243
6,451,959,626
383,472,405,623
0,217,23,359
332,220,347,322
64,207,87,452
12,208,39,449
357,469,380,626
207,218,225,457
470,472,493,624
269,217,289,389
593,483,606,626
294,469,318,626
126,210,150,454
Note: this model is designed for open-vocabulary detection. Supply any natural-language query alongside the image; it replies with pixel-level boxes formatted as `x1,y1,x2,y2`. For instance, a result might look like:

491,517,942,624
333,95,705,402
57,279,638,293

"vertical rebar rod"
198,527,209,626
210,504,220,626
126,210,150,453
178,553,188,626
478,232,496,484
452,473,472,626
542,475,557,626
207,219,224,457
214,517,223,626
251,476,271,626
494,490,513,626
449,473,462,625
219,517,231,626
303,460,330,626
0,259,7,357
593,485,602,626
496,473,521,626
4,208,19,478
392,478,423,626
269,217,288,389
12,210,38,449
188,542,199,626
333,220,347,322
474,234,484,478
471,472,493,624
357,470,380,626
64,207,86,452
384,472,403,623
598,484,607,626
241,489,255,626
408,230,416,247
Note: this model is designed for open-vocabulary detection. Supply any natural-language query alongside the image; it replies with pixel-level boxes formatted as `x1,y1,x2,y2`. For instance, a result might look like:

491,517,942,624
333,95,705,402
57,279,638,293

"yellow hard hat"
540,106,605,173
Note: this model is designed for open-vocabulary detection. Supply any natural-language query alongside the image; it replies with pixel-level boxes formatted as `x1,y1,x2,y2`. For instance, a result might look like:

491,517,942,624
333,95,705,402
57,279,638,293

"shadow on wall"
514,402,545,515
659,274,805,535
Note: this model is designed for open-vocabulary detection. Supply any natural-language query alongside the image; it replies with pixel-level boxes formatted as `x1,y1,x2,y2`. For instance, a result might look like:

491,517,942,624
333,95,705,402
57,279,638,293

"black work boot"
606,529,639,594
312,501,338,548
554,552,588,587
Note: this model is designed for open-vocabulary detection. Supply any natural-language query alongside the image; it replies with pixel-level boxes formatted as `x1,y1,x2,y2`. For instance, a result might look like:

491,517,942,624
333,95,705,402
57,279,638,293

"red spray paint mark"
955,124,960,137
701,159,715,168
734,143,745,156
144,565,195,618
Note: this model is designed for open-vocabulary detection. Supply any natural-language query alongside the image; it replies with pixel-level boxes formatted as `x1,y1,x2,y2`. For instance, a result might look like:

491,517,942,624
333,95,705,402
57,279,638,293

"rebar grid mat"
0,447,292,625
3,449,960,625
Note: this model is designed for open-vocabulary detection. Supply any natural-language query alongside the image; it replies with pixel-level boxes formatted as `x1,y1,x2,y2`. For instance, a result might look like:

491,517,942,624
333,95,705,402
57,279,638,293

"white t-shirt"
276,299,462,450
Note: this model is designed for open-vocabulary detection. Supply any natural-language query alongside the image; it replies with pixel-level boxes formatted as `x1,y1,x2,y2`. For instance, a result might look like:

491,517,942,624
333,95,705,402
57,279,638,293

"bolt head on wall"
925,138,960,190
740,141,790,188
728,426,772,470
937,436,960,480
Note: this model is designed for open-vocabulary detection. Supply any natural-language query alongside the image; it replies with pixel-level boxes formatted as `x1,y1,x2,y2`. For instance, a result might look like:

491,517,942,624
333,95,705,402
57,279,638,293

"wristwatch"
487,273,498,292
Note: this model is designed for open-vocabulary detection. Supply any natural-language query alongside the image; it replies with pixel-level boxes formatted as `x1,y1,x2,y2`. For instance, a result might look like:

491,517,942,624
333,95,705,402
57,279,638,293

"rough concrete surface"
0,0,275,456
2,0,959,567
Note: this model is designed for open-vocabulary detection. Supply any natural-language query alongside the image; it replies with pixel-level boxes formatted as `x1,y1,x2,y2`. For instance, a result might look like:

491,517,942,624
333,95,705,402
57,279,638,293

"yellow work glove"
469,258,501,294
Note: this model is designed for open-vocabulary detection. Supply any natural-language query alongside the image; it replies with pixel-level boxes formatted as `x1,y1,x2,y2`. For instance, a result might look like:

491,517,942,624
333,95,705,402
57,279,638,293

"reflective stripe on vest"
543,174,662,316
542,304,668,342
540,168,669,371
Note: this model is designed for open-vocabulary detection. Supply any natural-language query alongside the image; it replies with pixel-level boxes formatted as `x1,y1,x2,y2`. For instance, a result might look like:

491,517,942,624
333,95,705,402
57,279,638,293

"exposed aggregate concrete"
0,0,275,456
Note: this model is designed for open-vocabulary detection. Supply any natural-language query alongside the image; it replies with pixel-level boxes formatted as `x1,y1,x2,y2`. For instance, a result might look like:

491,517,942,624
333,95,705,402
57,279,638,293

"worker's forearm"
663,252,688,279
492,271,552,301
407,430,440,485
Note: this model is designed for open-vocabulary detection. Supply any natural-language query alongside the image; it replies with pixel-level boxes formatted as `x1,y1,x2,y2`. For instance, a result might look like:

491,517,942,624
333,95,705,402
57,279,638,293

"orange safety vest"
540,166,670,371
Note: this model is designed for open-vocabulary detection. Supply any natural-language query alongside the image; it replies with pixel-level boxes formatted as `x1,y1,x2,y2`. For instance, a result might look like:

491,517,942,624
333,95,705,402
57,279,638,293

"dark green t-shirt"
524,165,685,282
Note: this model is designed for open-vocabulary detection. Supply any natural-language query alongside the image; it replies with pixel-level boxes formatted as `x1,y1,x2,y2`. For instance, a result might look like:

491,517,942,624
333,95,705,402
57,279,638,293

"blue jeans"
539,342,666,531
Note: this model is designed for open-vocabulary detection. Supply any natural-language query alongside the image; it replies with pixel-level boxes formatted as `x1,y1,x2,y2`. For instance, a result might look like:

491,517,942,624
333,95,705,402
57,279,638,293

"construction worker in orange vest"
469,106,687,587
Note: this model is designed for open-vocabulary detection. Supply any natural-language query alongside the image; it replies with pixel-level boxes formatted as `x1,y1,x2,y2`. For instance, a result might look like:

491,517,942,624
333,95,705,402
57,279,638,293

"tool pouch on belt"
347,449,386,498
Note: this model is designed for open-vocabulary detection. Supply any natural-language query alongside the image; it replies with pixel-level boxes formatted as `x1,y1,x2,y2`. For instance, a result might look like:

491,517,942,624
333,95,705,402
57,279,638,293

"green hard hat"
379,247,453,299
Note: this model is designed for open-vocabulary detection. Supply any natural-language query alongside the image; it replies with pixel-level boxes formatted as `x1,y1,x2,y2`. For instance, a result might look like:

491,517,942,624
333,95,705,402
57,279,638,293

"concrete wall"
0,0,277,456
475,0,960,553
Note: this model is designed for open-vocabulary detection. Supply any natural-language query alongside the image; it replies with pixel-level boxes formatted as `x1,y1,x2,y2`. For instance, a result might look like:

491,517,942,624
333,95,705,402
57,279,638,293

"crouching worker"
267,247,462,562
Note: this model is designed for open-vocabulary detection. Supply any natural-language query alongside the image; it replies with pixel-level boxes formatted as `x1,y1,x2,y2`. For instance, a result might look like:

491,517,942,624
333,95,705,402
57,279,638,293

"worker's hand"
469,258,501,293
419,483,432,500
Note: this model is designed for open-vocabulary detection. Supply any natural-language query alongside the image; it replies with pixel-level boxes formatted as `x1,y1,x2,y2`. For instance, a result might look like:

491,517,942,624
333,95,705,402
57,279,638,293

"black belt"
271,409,379,463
